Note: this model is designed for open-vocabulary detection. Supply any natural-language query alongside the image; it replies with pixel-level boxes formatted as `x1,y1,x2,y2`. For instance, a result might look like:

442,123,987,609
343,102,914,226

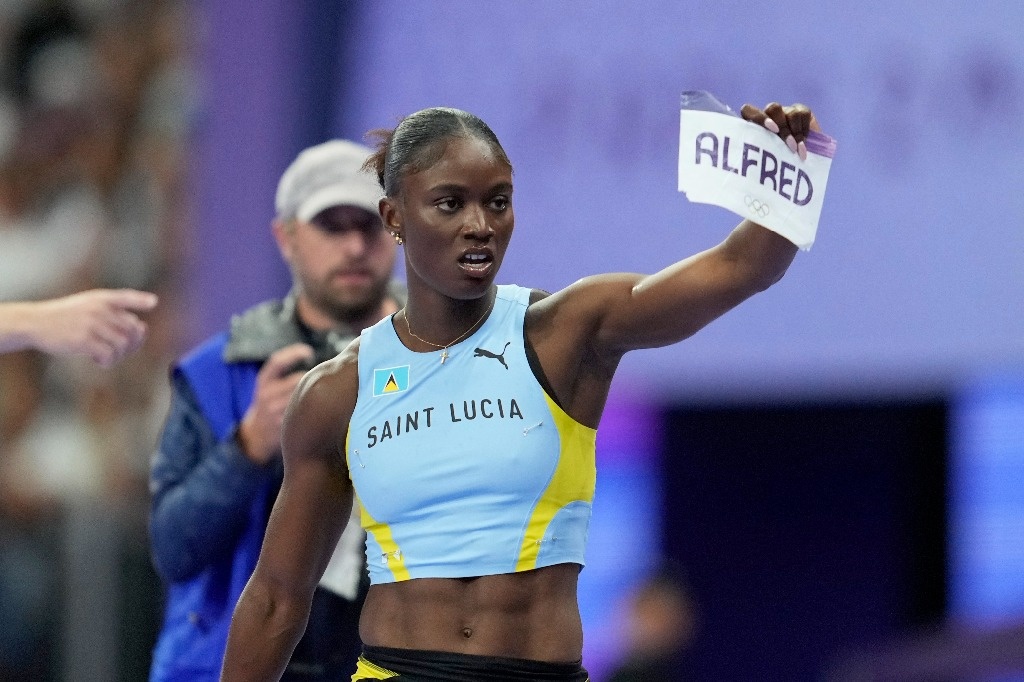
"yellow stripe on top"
346,378,410,582
515,392,597,572
360,499,410,582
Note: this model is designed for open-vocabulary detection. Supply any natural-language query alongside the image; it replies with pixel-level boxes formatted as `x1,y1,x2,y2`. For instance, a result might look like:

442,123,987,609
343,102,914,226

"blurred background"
0,0,1022,679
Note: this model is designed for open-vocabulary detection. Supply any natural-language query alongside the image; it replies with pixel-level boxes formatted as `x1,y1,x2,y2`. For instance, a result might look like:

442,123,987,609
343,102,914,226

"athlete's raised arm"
535,103,819,360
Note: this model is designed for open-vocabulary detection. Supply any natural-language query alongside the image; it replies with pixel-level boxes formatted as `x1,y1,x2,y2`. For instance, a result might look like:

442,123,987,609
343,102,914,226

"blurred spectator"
0,0,196,677
607,564,698,682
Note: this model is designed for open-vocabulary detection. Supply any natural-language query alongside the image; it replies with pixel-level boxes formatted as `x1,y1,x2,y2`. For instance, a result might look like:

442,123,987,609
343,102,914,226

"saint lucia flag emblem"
372,365,410,397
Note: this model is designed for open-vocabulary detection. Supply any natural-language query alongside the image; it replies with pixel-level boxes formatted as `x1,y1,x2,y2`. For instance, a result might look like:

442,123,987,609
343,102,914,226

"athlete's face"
382,135,514,301
274,204,396,330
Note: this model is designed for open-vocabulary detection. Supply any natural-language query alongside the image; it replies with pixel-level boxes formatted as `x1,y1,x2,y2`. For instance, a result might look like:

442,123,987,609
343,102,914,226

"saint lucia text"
365,397,525,448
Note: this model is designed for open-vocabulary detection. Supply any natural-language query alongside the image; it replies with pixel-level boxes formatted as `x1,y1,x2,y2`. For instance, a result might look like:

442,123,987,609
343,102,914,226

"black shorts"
351,645,590,681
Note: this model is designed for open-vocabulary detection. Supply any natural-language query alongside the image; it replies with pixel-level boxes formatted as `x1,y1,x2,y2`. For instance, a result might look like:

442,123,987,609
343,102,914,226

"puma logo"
473,342,511,369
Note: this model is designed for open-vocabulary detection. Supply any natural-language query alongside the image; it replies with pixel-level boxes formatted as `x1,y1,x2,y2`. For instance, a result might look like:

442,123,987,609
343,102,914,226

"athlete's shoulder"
494,283,548,308
292,339,359,415
306,336,360,390
528,288,551,305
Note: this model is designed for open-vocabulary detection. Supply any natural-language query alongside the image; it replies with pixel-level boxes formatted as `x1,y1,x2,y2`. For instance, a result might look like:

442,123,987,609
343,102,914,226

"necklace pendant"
440,349,449,364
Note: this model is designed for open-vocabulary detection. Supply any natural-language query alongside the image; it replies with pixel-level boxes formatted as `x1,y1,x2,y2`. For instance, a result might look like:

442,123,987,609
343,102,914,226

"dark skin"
221,102,819,680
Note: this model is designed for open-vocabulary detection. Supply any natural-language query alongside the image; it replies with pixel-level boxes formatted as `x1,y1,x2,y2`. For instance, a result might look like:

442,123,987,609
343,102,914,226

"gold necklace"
403,298,494,364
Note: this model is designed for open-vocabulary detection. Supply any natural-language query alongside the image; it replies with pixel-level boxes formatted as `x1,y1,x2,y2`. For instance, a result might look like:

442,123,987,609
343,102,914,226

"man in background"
148,140,403,681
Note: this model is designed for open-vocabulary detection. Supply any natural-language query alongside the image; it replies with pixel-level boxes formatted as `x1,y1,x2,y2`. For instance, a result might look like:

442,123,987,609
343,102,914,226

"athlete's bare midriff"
358,563,583,663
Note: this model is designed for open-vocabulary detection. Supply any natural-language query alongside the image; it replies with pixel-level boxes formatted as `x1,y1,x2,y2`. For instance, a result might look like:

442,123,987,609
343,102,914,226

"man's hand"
237,343,315,465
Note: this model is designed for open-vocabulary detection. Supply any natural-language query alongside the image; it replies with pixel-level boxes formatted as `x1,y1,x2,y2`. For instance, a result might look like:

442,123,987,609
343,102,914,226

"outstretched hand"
740,102,821,161
28,288,159,366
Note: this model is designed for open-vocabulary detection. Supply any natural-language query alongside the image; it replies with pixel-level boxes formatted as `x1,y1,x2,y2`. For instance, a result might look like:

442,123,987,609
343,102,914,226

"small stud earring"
392,232,403,245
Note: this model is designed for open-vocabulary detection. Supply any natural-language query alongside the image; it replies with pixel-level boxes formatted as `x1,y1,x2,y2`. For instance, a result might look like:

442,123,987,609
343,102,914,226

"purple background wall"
186,1,1024,679
330,0,1024,403
191,0,1024,403
188,0,349,341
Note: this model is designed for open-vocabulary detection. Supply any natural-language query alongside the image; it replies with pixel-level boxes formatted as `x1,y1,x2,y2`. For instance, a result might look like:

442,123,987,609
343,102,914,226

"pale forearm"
0,301,43,353
0,289,156,364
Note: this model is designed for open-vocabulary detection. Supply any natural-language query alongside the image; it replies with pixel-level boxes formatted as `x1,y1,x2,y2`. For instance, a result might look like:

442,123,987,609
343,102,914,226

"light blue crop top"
346,284,597,584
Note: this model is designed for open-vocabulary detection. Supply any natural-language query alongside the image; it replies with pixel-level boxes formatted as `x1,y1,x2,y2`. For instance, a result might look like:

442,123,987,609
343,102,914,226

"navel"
461,627,473,639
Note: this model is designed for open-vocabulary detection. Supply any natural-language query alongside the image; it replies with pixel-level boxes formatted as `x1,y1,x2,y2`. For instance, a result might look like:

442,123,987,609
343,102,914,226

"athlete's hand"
740,102,821,161
237,343,315,465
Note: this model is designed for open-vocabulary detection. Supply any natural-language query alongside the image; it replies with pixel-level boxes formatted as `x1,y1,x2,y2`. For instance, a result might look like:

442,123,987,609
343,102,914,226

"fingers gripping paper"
678,91,837,250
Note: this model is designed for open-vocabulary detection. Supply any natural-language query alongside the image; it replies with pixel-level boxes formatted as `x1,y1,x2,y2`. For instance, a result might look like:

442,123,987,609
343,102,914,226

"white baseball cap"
275,139,383,223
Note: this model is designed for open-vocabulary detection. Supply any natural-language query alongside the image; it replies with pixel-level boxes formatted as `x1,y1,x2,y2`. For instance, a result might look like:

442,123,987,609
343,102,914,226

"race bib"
677,90,837,250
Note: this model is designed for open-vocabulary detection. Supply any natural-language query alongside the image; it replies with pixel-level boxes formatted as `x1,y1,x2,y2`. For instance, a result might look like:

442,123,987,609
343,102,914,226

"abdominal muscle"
357,563,584,663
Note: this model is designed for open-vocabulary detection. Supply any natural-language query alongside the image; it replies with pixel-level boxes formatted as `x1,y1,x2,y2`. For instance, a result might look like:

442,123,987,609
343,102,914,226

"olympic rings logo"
744,195,770,218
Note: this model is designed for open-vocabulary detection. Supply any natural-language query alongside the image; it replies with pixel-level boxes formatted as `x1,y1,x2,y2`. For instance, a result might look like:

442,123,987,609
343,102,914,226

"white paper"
678,98,836,250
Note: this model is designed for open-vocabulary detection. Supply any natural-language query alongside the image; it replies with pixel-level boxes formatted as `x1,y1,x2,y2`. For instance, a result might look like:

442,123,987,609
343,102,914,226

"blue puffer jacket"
148,332,272,681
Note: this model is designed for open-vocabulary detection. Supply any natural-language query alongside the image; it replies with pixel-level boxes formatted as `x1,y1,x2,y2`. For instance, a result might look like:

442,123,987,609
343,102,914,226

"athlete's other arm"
220,344,359,681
